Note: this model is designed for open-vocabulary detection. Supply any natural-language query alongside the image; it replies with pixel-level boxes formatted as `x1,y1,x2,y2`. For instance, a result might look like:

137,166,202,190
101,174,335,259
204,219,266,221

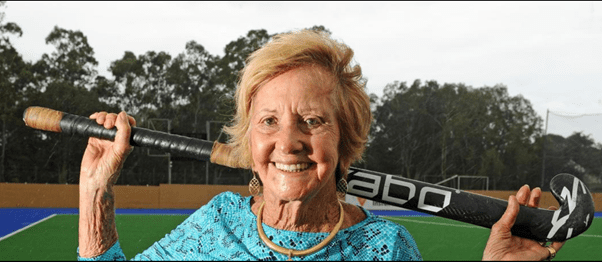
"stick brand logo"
547,177,588,240
347,171,452,213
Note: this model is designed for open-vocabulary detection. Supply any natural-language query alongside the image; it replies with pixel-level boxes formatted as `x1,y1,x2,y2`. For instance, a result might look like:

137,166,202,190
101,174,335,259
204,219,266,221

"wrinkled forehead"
250,65,339,111
292,65,337,94
300,65,337,87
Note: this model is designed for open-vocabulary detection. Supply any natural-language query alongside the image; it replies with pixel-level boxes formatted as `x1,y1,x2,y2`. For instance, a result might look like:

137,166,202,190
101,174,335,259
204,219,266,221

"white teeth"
275,163,310,172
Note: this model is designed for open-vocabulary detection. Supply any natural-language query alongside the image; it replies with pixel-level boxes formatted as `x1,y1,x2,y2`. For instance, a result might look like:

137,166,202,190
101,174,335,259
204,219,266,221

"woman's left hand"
482,185,565,260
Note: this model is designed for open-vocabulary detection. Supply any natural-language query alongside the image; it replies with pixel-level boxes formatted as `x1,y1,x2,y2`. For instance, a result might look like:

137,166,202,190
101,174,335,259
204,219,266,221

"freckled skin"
78,111,136,257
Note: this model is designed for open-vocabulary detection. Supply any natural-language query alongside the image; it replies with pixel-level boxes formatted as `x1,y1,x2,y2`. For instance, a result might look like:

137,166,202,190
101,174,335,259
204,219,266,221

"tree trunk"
59,139,68,184
0,114,6,183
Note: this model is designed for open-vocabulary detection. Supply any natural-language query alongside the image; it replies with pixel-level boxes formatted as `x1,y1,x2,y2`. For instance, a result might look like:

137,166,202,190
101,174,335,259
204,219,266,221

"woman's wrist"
78,184,119,258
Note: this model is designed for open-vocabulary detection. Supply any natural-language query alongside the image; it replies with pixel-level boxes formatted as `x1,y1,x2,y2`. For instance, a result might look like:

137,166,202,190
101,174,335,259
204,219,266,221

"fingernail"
524,184,530,190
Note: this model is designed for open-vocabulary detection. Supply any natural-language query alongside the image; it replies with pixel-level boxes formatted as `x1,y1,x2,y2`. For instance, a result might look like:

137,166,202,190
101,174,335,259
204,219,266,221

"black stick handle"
23,106,242,167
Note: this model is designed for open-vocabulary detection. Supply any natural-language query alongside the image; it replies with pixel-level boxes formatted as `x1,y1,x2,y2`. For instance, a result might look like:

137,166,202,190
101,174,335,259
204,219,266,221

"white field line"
388,217,602,238
0,214,56,242
388,217,487,229
0,213,186,243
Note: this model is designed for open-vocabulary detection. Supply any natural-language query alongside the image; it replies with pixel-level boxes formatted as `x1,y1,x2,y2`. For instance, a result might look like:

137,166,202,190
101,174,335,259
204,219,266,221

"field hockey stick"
23,106,595,242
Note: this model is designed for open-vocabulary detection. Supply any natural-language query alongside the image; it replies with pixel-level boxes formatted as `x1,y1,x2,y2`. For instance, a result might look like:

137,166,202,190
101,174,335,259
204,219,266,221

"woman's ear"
337,158,351,179
334,163,341,181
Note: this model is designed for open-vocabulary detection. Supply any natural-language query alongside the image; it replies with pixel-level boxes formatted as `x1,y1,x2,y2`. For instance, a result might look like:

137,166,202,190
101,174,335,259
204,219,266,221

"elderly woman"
77,30,562,261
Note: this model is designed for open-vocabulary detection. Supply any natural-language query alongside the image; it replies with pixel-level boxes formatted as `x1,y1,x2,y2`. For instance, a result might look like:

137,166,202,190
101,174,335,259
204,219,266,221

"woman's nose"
276,123,304,155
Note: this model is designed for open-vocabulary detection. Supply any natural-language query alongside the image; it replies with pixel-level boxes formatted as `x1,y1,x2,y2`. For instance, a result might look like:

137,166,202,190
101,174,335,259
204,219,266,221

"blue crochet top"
78,191,422,261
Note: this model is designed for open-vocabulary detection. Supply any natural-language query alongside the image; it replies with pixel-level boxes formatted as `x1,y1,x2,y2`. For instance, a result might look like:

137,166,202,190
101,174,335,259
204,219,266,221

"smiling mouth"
274,162,312,172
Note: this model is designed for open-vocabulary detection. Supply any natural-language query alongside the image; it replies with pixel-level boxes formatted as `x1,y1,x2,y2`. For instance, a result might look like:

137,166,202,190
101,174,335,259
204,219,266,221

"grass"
385,216,490,260
0,214,600,260
384,216,602,261
0,215,188,261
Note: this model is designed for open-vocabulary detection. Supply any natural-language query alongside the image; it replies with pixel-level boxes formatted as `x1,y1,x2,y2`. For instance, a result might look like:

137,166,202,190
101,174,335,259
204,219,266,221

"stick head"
546,173,595,241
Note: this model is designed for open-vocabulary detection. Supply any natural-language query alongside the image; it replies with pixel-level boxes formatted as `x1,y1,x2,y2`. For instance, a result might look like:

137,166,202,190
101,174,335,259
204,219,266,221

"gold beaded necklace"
256,200,345,261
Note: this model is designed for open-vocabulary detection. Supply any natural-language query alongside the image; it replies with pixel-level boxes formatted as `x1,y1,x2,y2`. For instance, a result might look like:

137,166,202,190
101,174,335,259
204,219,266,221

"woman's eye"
305,118,321,127
263,118,276,126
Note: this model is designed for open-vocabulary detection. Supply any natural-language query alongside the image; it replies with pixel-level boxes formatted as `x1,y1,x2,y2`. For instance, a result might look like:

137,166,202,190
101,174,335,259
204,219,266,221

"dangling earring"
249,171,261,196
336,177,347,199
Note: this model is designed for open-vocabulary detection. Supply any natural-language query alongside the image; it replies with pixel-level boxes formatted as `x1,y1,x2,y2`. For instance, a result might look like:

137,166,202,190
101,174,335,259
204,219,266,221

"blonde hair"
223,29,372,176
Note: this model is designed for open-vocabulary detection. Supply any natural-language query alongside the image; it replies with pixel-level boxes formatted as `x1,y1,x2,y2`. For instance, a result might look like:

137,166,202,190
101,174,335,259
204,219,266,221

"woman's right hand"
80,111,136,188
78,111,136,258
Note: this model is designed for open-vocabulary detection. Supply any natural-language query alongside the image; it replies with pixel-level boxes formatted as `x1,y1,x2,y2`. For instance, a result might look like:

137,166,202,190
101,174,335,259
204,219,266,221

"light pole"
541,109,549,190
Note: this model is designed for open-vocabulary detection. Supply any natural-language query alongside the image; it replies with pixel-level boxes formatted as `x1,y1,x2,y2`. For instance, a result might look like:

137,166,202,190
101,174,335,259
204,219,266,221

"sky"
3,1,602,142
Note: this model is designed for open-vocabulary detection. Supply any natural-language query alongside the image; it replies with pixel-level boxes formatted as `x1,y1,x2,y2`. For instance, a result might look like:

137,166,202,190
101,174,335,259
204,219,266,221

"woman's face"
250,66,340,203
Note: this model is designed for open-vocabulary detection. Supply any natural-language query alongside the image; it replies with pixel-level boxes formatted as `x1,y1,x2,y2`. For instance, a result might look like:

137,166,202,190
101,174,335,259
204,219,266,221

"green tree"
366,80,543,190
214,29,272,98
107,50,172,184
543,132,602,191
7,25,340,185
168,40,223,132
446,85,542,189
24,26,111,184
107,41,226,185
110,50,179,120
0,0,30,183
40,26,98,87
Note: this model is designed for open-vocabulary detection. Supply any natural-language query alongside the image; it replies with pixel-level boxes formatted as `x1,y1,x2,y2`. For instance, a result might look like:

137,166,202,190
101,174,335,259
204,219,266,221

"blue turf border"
0,208,197,239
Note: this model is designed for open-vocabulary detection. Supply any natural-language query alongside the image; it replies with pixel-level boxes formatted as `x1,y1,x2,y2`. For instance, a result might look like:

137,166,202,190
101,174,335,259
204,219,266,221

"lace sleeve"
77,241,126,261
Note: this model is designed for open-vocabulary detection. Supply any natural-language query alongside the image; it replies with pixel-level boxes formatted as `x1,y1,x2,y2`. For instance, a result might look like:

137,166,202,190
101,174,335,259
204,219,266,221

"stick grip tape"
23,106,243,168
